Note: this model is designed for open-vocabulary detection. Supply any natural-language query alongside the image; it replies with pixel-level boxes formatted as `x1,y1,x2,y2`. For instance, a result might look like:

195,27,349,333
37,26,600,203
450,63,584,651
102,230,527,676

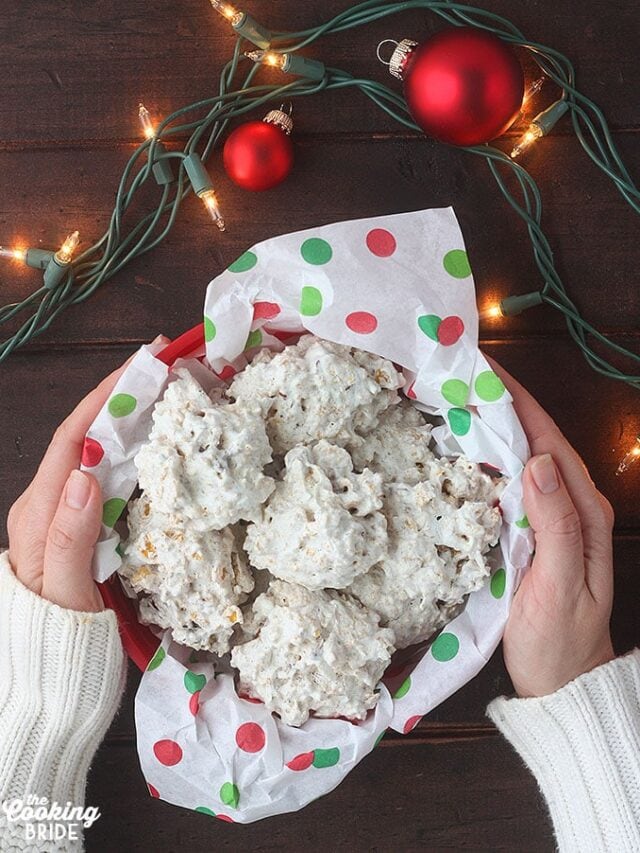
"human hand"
490,359,615,698
6,338,167,612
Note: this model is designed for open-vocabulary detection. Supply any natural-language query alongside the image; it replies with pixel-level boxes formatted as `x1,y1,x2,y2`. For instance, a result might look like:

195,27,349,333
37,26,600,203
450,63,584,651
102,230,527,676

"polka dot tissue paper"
84,207,534,823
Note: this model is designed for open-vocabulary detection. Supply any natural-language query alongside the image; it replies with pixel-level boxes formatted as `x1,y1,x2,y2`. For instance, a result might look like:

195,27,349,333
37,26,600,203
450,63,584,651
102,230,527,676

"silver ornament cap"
263,108,293,135
388,39,418,80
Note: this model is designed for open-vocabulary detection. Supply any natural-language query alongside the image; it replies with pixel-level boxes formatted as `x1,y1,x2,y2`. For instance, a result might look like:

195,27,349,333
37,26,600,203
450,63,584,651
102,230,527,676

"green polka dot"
312,747,340,768
300,285,323,316
515,515,530,528
448,407,471,436
228,251,257,273
204,316,217,342
108,393,137,418
300,237,332,265
195,806,216,817
475,370,505,402
184,671,206,694
431,632,460,662
147,646,166,671
188,650,200,664
374,730,386,748
244,329,262,350
441,378,469,407
394,676,411,699
443,249,471,278
115,542,125,558
220,782,239,809
417,314,441,341
491,568,506,599
102,497,127,527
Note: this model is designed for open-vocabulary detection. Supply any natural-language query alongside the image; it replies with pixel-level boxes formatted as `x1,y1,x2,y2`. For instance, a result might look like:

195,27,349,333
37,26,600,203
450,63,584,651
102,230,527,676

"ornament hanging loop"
376,39,400,66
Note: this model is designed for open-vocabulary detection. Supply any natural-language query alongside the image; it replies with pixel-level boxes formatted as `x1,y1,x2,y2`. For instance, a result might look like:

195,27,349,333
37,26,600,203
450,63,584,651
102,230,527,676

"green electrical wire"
0,0,638,391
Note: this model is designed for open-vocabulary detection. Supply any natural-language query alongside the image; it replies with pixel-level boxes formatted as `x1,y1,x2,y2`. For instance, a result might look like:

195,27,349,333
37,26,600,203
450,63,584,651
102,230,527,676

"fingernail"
530,454,560,494
65,470,91,509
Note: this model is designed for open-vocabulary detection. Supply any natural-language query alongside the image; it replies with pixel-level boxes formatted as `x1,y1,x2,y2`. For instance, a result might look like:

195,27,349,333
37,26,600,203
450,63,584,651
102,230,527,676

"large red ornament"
223,108,294,191
388,28,524,146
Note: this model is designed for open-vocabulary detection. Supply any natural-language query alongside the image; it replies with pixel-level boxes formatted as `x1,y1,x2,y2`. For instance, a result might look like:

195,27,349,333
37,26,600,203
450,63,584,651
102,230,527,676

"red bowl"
97,324,205,670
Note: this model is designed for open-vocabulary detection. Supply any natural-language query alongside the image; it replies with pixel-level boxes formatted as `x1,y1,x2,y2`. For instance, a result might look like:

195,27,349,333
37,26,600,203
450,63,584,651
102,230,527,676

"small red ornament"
223,108,294,191
386,28,524,146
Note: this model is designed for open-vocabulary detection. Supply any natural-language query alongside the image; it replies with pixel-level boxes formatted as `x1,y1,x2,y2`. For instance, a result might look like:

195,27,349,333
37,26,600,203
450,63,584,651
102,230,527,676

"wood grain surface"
1,0,638,849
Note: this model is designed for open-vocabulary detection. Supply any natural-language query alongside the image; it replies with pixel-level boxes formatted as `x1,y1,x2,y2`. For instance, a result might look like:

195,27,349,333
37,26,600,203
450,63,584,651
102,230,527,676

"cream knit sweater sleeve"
0,552,126,852
488,649,640,852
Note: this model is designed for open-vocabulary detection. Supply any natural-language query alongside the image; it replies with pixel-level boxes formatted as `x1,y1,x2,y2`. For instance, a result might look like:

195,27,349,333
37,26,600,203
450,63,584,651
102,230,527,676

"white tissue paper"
84,207,533,823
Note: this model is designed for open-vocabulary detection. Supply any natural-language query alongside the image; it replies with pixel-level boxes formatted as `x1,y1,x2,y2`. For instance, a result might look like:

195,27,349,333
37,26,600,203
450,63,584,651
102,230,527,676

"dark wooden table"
1,1,638,849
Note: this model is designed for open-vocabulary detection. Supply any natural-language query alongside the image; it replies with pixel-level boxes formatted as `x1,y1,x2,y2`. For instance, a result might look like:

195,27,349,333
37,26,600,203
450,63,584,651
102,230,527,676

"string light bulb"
199,189,225,231
183,153,225,232
617,435,640,475
479,302,504,322
55,230,80,265
138,103,156,139
0,246,26,262
209,1,272,48
244,50,326,80
209,0,243,26
511,99,569,158
42,231,79,289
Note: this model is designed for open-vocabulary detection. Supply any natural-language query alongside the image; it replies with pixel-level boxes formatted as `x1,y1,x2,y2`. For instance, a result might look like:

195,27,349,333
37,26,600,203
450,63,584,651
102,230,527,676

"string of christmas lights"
0,0,638,466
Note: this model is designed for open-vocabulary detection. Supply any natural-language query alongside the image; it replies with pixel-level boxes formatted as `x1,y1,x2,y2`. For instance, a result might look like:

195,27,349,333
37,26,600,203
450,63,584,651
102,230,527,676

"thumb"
43,470,104,612
523,453,585,592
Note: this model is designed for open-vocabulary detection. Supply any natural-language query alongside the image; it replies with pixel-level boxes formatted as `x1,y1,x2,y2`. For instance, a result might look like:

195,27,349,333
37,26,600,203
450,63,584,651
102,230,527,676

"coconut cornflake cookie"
135,369,275,530
349,477,502,649
120,496,254,654
244,440,388,590
227,334,403,454
348,398,434,483
230,581,395,726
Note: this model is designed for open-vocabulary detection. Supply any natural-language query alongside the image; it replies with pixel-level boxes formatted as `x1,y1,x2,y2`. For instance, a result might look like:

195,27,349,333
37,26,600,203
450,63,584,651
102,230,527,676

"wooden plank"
0,0,638,145
84,735,554,850
0,134,638,349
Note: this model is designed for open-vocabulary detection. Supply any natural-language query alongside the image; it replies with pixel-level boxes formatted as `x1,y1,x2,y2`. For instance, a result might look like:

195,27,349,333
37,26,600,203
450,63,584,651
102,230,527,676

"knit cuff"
0,552,126,819
487,650,640,852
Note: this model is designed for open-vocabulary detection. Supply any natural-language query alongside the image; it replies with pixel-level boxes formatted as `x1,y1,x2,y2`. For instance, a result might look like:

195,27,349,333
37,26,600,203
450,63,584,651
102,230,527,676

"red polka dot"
81,437,104,468
253,301,281,320
286,752,315,771
235,722,265,753
269,329,298,343
403,715,423,734
406,383,417,400
437,315,465,346
189,691,200,716
216,365,236,382
346,311,378,334
147,783,160,798
217,815,234,823
366,228,397,257
153,739,183,766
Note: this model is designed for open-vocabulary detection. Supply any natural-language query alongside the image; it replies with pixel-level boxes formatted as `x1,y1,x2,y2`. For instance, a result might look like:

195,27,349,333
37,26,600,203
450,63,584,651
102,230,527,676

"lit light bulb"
209,0,243,26
245,49,286,70
55,231,80,265
199,190,225,231
138,103,156,139
521,76,545,107
0,246,26,262
510,100,569,159
617,435,640,475
510,124,544,159
479,302,504,322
